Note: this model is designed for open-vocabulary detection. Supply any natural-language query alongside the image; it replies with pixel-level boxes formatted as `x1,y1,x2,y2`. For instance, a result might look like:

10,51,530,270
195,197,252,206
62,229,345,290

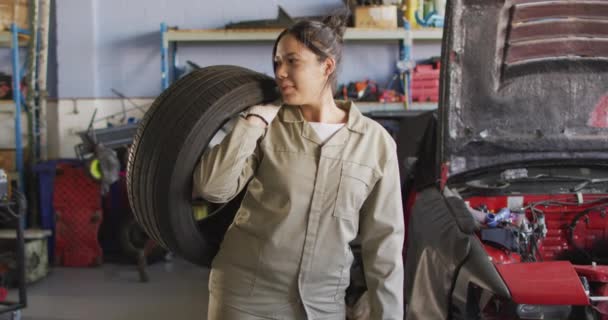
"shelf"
0,31,29,47
0,229,51,240
166,27,412,43
0,101,28,115
3,171,18,182
0,100,14,106
356,101,437,114
166,28,443,43
412,28,444,40
0,100,15,113
161,24,443,90
345,28,409,41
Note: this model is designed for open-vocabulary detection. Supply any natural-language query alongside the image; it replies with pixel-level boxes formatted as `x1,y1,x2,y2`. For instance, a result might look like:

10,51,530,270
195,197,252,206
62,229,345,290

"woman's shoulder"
343,101,393,143
359,115,396,149
349,115,397,172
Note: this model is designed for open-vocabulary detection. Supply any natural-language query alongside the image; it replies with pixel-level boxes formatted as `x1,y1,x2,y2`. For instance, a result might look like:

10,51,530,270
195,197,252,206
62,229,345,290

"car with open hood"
402,0,608,319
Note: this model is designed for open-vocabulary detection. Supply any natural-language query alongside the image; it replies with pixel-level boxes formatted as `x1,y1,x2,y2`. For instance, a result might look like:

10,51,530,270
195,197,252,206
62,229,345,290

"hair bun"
322,8,350,40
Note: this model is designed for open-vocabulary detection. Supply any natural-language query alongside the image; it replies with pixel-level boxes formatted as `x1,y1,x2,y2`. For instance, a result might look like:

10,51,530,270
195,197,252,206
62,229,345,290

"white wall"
0,99,152,158
53,98,153,158
0,103,29,149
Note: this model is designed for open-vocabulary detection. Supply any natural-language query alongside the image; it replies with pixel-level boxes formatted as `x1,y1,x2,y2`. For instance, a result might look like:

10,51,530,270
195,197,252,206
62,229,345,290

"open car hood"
440,0,608,176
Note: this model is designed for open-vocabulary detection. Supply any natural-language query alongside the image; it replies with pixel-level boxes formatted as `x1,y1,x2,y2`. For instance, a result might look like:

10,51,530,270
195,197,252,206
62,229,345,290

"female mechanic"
194,11,404,320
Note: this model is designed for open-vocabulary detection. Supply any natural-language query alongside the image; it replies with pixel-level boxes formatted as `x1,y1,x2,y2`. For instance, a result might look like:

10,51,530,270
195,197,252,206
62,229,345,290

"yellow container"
404,0,418,28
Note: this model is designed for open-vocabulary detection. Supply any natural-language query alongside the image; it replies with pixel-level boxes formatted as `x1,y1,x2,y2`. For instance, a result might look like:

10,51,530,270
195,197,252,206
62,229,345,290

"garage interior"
1,0,607,319
0,1,442,318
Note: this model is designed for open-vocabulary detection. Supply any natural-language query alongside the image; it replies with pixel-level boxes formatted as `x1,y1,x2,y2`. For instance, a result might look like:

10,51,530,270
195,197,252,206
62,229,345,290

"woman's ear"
324,57,336,77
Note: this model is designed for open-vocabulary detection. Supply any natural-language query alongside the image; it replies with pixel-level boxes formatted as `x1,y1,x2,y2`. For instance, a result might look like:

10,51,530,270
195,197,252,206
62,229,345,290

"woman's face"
274,34,332,105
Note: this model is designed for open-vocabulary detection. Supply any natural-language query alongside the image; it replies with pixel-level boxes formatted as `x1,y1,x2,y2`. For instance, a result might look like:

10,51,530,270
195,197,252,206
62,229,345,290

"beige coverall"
194,101,404,320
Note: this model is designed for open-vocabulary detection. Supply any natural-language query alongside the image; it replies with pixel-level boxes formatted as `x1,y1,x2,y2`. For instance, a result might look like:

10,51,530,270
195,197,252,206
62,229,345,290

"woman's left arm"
359,151,405,320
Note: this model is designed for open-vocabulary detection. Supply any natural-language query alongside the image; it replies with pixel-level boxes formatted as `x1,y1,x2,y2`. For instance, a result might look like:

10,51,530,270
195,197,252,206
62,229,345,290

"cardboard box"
0,149,15,172
0,0,29,31
355,5,398,29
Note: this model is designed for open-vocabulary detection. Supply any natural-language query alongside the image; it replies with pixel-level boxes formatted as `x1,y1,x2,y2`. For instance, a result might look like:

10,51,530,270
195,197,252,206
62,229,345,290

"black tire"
127,65,279,266
118,214,167,264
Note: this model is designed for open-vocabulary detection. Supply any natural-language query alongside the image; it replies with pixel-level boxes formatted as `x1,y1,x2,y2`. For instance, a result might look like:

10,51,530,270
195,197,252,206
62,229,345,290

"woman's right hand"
346,291,371,320
244,104,281,128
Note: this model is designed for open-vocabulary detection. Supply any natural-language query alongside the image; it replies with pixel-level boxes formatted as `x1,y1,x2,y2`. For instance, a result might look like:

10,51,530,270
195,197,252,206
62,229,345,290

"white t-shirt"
309,122,346,144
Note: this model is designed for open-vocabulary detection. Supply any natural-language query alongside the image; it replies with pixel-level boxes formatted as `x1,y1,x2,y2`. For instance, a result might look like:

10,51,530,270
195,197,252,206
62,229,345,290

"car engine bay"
464,193,608,318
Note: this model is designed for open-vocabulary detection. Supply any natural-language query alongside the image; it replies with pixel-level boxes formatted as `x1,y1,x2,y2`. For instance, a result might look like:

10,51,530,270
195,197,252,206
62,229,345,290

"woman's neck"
300,90,348,124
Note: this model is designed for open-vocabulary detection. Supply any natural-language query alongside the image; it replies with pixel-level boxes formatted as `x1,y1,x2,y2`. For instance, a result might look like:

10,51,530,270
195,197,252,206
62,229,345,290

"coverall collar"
280,100,367,135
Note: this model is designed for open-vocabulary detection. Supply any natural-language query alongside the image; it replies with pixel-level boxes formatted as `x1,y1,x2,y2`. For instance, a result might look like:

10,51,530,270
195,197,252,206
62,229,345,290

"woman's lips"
281,85,295,93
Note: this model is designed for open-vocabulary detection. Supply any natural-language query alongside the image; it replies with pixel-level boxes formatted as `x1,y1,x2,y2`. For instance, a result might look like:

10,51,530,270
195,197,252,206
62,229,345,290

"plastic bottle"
405,0,418,28
435,0,446,16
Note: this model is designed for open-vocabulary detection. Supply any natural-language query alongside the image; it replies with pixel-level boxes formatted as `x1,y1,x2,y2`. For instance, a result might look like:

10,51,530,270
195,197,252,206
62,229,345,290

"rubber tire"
127,65,279,267
118,214,167,265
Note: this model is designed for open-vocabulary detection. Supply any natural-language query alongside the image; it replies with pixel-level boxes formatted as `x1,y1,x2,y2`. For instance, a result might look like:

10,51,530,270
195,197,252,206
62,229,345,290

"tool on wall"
110,88,147,123
75,110,120,194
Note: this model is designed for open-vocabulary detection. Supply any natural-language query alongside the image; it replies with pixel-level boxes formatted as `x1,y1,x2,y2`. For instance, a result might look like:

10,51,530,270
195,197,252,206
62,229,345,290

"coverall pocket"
333,162,374,221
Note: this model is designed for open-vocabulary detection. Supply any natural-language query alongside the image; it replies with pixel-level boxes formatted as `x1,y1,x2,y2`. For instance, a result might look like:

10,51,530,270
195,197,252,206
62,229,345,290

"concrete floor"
3,259,210,320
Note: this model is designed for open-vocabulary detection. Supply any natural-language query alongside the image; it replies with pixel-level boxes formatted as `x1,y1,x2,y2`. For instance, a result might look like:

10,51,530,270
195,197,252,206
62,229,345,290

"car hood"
440,0,608,176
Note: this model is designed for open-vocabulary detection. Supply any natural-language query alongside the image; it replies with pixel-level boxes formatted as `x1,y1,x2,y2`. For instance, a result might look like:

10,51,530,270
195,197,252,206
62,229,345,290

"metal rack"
161,26,414,90
159,25,442,112
357,101,437,115
0,190,27,320
0,25,30,193
1,0,51,206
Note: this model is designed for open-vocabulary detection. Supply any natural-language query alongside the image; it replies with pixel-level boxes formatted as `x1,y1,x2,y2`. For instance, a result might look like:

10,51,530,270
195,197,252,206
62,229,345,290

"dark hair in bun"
272,7,351,93
322,10,348,40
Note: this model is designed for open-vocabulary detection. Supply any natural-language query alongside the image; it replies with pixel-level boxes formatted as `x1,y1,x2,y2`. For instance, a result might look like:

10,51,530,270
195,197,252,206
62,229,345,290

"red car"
401,0,608,319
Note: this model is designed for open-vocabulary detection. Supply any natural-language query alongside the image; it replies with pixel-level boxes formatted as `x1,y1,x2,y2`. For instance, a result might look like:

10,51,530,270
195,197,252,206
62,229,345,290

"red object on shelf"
379,89,405,103
411,61,440,102
53,163,103,267
0,287,7,302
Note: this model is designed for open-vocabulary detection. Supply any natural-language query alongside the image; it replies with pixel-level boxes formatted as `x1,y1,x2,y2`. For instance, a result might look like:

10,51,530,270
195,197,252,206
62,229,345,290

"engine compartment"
466,194,608,265
465,194,608,318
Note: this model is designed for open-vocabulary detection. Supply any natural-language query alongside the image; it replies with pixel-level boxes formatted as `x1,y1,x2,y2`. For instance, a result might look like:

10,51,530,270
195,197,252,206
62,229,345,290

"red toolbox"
411,62,440,102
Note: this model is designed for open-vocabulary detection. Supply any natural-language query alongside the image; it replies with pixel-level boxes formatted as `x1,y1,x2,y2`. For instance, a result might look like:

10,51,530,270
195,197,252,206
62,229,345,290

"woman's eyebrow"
276,52,299,58
274,52,300,60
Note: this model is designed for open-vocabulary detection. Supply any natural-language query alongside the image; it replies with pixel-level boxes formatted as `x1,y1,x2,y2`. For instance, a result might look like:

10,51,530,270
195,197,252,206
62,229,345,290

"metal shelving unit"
0,26,31,193
411,28,443,40
159,24,442,113
0,190,27,320
161,27,442,45
164,27,412,43
160,25,443,90
159,26,414,90
357,101,437,113
0,1,51,317
1,0,51,203
0,32,28,47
